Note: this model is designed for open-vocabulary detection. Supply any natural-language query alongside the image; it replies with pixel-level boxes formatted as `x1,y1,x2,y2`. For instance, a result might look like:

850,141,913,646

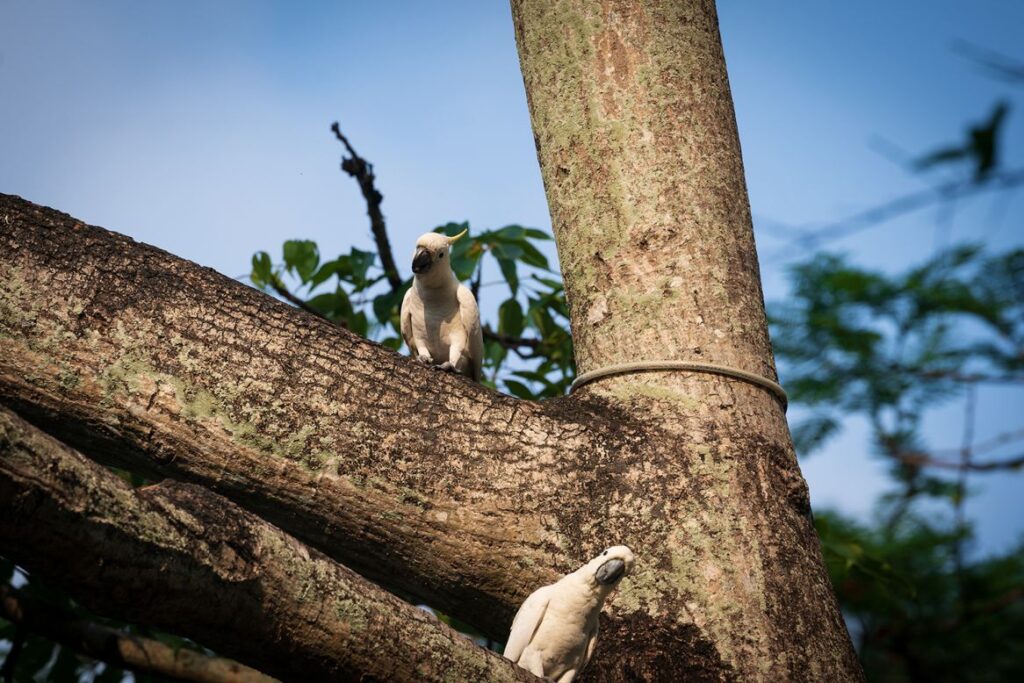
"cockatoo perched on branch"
400,229,483,381
504,546,635,682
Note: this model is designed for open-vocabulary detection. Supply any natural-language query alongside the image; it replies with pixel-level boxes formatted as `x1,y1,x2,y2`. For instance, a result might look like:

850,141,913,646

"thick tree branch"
331,122,403,292
511,0,861,678
0,406,538,682
0,192,578,640
0,585,279,683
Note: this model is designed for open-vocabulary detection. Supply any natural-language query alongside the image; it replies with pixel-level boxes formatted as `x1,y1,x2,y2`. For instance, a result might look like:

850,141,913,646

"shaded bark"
0,585,279,683
0,406,538,682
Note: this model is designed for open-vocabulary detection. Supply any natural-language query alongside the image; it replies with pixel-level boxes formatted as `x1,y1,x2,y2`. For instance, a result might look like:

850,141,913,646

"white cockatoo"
400,229,484,381
504,546,635,682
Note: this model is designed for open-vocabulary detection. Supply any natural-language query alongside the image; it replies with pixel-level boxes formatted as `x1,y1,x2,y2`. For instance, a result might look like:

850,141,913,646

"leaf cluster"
770,246,1023,472
251,223,575,398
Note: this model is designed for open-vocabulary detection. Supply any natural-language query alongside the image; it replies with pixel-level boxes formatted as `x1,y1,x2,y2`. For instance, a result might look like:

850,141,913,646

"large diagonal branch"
0,192,604,639
0,406,537,682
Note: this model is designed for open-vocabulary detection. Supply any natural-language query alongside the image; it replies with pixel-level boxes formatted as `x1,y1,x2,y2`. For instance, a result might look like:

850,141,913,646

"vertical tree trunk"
511,1,863,680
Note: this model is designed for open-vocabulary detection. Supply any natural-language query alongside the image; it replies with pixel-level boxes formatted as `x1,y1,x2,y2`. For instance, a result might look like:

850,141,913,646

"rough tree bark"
0,0,864,679
510,1,862,679
0,407,536,682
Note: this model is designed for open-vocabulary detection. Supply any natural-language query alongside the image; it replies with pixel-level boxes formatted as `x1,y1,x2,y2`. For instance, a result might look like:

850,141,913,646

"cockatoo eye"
603,550,608,556
439,251,445,258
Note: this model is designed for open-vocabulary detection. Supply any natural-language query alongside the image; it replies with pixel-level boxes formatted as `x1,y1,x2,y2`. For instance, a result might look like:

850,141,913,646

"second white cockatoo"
400,229,484,381
504,545,635,682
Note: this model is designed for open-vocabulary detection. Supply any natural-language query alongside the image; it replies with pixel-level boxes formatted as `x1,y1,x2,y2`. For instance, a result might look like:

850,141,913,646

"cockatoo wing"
400,288,417,357
503,585,553,663
456,284,484,381
579,620,599,672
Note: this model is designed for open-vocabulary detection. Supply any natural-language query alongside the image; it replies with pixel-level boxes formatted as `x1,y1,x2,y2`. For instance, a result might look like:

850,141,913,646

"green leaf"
492,241,524,262
349,311,369,337
282,240,320,282
310,258,342,288
450,244,482,282
504,379,537,399
523,227,553,240
307,288,353,323
498,299,525,338
373,290,403,324
250,251,273,288
484,339,507,367
517,240,550,269
349,248,376,288
495,256,518,295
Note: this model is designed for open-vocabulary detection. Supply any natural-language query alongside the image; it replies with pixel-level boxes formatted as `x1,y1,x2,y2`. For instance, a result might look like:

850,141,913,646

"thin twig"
893,450,1024,472
483,326,547,359
933,427,1024,458
765,168,1024,261
952,383,977,596
0,585,279,683
914,369,1024,385
331,122,403,293
952,40,1024,84
270,280,346,330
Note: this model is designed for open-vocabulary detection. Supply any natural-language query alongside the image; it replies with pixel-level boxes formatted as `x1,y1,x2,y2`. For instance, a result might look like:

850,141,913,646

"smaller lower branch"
0,406,538,683
0,585,277,683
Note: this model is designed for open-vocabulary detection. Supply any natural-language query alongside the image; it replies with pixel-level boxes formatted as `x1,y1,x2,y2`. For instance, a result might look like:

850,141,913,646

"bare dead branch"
915,370,1024,385
330,122,404,292
894,450,1024,472
766,168,1024,260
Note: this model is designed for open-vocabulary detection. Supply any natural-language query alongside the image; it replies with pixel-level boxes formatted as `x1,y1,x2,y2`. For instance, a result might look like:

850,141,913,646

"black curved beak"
595,558,626,585
411,248,432,274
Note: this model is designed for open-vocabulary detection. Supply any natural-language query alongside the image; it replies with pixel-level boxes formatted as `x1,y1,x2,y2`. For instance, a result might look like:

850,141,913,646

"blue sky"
1,1,1021,555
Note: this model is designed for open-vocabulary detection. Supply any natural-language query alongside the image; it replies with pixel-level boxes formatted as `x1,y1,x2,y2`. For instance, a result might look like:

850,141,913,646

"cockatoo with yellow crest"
504,545,635,682
400,229,483,381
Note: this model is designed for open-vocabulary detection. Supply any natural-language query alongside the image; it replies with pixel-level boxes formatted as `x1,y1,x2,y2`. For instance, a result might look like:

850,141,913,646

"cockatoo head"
585,545,635,587
411,229,467,277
